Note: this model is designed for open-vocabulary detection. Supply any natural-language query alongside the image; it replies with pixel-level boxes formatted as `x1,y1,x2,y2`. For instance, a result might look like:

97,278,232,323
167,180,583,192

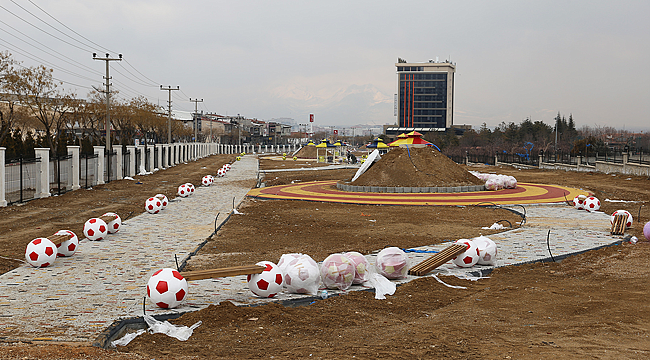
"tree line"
0,51,192,160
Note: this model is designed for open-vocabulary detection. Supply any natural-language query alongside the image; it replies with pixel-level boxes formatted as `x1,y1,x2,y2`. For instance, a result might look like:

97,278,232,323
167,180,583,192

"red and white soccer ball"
217,168,226,177
472,236,497,266
154,194,168,209
320,253,355,290
147,268,188,309
145,197,163,214
452,239,480,268
25,237,57,268
177,184,190,197
102,212,122,234
224,164,231,171
345,251,370,284
54,230,79,257
247,261,284,298
83,218,108,241
610,210,633,228
375,247,409,279
185,183,195,195
201,175,214,186
584,196,601,212
573,195,587,210
282,255,320,295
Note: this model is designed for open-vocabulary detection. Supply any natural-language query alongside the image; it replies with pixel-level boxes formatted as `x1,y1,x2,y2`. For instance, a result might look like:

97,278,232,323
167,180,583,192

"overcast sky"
2,1,649,131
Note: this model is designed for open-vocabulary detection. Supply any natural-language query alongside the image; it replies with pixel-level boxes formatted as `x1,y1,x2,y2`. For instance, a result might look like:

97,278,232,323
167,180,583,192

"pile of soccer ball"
177,183,195,198
25,212,123,268
145,194,169,214
451,236,498,268
470,172,517,191
572,194,601,212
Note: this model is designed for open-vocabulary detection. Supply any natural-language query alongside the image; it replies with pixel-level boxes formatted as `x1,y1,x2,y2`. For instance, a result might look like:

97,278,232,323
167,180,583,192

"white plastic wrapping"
344,251,371,284
281,254,320,295
472,235,498,266
375,247,409,279
470,172,517,191
320,253,355,290
364,272,396,299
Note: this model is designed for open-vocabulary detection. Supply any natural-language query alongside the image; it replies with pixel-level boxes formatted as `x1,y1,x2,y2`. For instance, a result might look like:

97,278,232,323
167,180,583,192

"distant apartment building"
387,59,455,136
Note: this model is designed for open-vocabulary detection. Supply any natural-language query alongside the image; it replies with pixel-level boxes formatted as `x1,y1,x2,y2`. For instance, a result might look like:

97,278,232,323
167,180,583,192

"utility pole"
190,98,203,143
160,85,180,143
93,53,122,182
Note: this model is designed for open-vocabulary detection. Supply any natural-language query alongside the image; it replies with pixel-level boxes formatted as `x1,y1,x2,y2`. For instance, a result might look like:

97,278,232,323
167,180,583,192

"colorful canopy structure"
366,137,390,149
388,131,432,147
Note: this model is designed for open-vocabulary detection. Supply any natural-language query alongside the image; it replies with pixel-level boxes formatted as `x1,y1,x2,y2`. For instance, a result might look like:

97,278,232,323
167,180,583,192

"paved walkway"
0,156,622,343
0,156,258,342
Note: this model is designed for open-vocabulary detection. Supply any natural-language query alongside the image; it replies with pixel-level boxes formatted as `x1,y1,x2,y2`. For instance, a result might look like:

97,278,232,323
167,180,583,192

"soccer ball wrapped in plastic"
320,253,355,290
345,251,370,284
177,184,190,197
25,237,57,267
278,253,303,274
54,230,79,257
610,210,633,228
573,195,587,210
247,261,284,298
644,221,650,241
147,268,188,309
154,194,168,209
102,212,122,234
281,254,320,295
83,218,108,241
584,196,601,212
452,239,480,268
185,183,195,195
375,247,409,279
472,236,497,266
145,197,163,214
201,175,214,186
217,168,226,177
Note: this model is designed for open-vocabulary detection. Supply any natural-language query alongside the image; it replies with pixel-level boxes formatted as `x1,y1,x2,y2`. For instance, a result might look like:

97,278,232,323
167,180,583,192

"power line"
123,59,160,86
0,21,103,76
0,38,98,82
115,62,158,87
26,0,116,54
9,0,94,53
13,62,93,90
0,4,92,53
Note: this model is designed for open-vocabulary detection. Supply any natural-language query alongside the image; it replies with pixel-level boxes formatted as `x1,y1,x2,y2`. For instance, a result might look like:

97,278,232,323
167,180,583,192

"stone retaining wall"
337,182,485,193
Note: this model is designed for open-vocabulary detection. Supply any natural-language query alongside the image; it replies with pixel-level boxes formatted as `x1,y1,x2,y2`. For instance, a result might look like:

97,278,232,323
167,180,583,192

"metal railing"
5,157,40,204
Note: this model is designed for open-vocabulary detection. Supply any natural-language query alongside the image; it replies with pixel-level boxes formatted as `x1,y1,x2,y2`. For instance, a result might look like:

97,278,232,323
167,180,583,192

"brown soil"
1,156,650,359
352,147,484,187
293,145,319,159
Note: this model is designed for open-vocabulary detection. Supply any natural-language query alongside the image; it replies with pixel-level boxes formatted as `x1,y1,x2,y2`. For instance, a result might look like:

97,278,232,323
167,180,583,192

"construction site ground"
1,156,649,359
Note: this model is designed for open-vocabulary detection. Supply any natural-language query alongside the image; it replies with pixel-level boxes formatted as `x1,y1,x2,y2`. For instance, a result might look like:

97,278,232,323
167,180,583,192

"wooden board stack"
408,244,468,276
611,213,627,235
180,265,266,281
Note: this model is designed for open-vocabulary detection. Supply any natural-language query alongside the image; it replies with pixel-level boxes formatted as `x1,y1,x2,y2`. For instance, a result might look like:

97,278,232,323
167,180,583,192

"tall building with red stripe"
391,60,455,134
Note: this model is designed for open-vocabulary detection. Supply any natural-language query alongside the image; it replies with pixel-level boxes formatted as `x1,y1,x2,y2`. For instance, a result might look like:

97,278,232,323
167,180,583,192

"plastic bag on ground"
111,329,146,347
144,315,202,341
364,272,396,300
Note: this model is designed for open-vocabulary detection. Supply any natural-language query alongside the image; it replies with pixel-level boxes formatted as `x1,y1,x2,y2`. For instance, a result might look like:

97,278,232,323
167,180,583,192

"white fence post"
67,146,80,190
137,145,145,174
126,145,136,177
156,144,163,170
148,145,155,172
93,146,105,185
34,148,51,198
0,147,6,207
115,145,123,180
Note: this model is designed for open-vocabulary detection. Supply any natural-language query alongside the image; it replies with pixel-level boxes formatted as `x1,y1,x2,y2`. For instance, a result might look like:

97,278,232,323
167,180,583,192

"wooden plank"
611,214,627,235
409,244,468,276
181,265,266,281
48,234,73,245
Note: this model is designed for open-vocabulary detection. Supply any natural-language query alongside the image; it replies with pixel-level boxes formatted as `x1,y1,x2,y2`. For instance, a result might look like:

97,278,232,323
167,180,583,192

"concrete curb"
336,182,486,193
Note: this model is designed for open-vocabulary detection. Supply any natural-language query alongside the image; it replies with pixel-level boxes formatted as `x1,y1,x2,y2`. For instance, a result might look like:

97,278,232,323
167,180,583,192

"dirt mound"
351,147,483,187
294,145,318,159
